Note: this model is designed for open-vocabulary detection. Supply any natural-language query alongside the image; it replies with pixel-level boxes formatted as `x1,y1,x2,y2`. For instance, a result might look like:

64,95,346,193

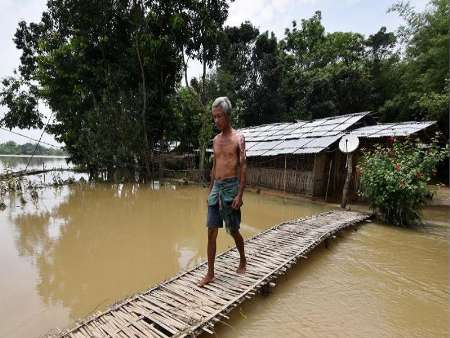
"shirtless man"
198,96,247,287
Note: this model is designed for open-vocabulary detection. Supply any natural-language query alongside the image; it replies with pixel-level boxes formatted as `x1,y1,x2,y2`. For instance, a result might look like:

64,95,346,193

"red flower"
387,136,396,144
395,164,401,171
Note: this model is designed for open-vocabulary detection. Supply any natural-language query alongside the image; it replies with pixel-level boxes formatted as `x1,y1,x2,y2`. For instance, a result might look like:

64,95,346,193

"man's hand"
231,195,243,210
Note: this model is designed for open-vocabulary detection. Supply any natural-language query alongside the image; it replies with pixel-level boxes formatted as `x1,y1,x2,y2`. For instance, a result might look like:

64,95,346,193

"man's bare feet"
236,260,246,274
198,273,215,287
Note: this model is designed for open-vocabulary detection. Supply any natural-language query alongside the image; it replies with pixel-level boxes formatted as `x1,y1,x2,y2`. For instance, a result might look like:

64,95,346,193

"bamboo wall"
161,151,361,201
246,151,360,201
312,153,328,196
246,167,314,195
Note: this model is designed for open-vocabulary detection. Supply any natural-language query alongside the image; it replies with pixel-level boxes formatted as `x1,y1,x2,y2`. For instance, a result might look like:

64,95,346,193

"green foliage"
216,21,259,123
0,0,224,179
280,15,392,120
171,87,203,152
210,10,399,125
382,0,449,134
185,0,229,72
358,135,448,226
245,31,284,125
0,77,42,129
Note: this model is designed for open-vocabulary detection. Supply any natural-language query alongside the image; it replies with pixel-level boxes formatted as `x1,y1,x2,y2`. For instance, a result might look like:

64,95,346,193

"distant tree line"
0,141,66,156
0,0,447,180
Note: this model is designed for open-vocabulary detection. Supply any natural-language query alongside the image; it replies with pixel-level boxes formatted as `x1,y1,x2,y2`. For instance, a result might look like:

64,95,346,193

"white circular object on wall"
339,135,359,153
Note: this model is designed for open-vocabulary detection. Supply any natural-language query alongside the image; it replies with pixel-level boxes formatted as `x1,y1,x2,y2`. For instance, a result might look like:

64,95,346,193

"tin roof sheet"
349,121,435,138
238,112,433,158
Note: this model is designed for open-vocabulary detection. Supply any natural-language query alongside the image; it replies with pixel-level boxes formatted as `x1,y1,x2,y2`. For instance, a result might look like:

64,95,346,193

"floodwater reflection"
0,155,71,172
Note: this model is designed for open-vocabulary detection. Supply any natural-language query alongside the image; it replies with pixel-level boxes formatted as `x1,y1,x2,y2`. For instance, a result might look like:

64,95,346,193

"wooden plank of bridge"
48,210,369,338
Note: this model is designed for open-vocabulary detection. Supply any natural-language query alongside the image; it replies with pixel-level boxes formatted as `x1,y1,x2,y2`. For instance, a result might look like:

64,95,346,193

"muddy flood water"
0,157,448,337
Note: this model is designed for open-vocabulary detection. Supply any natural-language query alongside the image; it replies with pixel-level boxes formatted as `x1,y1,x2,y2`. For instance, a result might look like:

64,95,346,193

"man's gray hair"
212,96,232,116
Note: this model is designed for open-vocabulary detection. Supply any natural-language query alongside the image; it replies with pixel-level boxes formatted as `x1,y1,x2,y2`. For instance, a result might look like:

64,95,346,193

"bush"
357,135,448,226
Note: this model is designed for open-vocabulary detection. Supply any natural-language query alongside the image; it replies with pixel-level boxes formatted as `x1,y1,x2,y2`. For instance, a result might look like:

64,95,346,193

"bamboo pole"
340,153,353,208
283,154,287,193
325,160,332,201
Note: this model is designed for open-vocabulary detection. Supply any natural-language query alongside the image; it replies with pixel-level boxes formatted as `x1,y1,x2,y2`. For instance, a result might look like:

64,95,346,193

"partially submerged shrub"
51,172,64,186
0,182,6,211
358,135,448,226
30,189,39,203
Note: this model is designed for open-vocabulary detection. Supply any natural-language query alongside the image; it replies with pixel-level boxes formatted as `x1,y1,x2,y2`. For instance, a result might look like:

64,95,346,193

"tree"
184,0,230,176
0,0,196,180
280,11,326,120
280,12,373,120
215,21,259,125
172,87,203,152
382,0,449,135
364,27,399,110
245,31,284,125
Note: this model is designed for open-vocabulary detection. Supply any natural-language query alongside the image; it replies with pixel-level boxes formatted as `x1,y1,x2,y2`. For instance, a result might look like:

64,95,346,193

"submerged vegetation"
0,168,80,211
357,134,448,226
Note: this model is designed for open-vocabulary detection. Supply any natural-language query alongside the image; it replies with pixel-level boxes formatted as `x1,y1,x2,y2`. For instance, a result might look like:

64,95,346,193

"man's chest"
214,139,239,159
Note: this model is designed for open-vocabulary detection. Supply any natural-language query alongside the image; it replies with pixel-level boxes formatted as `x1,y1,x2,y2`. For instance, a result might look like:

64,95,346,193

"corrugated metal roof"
293,147,324,154
236,114,435,158
246,149,269,157
243,112,370,143
349,121,435,138
245,142,258,150
274,138,312,149
250,140,284,151
239,112,371,157
303,134,344,148
262,149,285,156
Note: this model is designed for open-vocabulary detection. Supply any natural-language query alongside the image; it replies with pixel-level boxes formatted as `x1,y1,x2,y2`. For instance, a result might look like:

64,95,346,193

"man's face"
212,106,229,131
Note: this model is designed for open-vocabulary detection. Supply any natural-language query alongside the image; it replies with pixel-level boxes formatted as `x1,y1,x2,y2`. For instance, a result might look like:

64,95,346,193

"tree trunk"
135,37,152,181
88,165,97,182
182,47,190,88
199,110,207,180
159,138,165,180
198,46,208,181
199,143,206,182
201,51,207,103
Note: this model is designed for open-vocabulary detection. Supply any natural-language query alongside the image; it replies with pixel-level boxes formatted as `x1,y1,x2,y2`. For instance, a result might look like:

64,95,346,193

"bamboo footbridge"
50,210,370,338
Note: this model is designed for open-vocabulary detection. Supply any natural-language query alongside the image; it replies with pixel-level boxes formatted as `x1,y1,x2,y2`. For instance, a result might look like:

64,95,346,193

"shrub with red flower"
357,134,448,226
387,136,396,144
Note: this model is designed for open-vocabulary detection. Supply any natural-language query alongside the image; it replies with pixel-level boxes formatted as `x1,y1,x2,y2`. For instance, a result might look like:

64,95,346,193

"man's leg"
230,230,246,274
199,228,218,286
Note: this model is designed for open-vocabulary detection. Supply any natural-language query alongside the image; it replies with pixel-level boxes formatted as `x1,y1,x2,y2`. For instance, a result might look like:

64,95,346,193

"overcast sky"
0,0,428,146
